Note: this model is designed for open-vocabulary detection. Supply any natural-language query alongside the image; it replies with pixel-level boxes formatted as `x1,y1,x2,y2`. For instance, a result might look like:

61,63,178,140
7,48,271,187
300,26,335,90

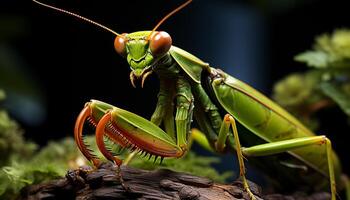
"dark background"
1,0,349,181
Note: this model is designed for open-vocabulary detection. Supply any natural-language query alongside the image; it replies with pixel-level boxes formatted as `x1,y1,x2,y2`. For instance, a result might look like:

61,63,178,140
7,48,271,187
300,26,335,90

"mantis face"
114,31,172,87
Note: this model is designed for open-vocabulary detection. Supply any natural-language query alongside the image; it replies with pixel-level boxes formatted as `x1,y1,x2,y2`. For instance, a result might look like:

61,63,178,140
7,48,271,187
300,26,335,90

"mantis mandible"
33,0,350,199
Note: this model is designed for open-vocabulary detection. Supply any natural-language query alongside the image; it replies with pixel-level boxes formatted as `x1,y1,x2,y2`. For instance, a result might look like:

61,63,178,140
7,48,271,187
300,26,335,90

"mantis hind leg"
242,137,337,200
215,113,337,200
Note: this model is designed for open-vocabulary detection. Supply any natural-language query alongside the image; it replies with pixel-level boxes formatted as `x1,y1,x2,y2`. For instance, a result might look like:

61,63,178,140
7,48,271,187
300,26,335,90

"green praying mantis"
33,0,350,199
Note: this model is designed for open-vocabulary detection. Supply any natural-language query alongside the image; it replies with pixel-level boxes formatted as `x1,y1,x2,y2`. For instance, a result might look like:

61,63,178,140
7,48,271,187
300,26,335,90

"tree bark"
18,163,331,200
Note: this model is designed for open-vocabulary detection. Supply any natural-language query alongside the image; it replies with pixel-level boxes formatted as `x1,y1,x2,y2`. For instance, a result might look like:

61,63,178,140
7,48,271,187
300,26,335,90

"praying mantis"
33,0,350,199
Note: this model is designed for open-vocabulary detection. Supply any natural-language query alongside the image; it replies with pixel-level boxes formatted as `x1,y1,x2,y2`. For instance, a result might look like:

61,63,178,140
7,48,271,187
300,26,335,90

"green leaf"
320,82,350,116
295,29,350,69
327,29,350,59
294,51,330,68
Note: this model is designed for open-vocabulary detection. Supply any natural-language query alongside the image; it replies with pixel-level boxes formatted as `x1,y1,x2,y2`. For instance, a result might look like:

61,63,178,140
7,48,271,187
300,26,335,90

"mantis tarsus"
33,0,350,199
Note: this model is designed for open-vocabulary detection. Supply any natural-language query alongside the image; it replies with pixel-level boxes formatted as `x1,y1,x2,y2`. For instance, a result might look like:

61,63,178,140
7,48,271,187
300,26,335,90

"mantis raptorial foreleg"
95,111,135,189
123,128,213,166
95,112,123,166
74,105,101,167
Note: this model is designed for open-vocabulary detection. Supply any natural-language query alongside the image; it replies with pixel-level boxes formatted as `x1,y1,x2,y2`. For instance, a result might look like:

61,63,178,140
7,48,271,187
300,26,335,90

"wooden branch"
18,163,331,200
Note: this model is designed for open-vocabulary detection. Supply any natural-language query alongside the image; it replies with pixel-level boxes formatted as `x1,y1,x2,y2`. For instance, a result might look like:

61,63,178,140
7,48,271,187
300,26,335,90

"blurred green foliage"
0,90,55,199
273,29,350,130
0,90,37,167
295,29,350,68
0,90,231,199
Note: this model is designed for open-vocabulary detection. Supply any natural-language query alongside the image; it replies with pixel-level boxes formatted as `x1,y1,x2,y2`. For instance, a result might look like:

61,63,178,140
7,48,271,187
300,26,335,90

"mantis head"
114,31,172,88
33,0,191,88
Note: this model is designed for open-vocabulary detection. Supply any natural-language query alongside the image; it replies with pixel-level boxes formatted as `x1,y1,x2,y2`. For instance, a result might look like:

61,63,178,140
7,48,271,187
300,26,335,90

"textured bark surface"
18,163,331,200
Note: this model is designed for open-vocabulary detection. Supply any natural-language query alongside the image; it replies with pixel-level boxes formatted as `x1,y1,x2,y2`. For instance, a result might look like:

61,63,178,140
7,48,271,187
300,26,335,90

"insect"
33,0,350,199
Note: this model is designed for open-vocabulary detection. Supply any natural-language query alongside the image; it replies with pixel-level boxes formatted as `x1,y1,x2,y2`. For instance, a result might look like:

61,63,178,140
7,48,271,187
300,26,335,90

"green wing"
169,46,209,83
222,74,314,137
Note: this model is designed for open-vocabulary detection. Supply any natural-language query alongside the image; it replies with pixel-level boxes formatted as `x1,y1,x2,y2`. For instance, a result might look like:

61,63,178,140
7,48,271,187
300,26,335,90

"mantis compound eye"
114,33,128,57
150,31,172,57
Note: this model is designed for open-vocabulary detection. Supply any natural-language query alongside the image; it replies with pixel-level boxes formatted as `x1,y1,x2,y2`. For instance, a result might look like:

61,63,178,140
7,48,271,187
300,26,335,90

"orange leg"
95,112,123,166
74,104,100,167
95,111,129,189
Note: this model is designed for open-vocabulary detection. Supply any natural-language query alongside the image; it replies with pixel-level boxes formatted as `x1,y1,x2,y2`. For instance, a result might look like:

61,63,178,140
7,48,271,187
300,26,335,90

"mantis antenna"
147,0,193,40
32,0,120,36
